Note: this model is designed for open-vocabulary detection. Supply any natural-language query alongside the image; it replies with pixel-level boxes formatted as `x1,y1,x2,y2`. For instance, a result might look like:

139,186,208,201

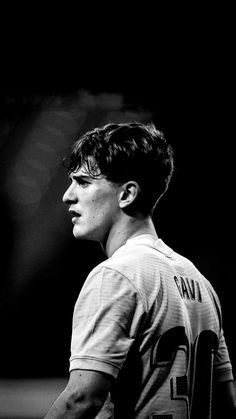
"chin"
72,227,97,242
73,227,86,240
73,231,87,240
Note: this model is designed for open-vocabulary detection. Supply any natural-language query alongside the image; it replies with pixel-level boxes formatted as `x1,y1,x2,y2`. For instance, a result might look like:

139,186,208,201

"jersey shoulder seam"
99,265,148,311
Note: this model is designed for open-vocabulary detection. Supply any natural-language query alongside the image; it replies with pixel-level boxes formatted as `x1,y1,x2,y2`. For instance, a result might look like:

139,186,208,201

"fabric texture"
69,234,233,418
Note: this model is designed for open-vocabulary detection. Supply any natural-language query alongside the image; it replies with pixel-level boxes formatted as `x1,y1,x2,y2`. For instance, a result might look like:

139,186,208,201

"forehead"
69,161,101,178
69,164,119,192
69,168,114,191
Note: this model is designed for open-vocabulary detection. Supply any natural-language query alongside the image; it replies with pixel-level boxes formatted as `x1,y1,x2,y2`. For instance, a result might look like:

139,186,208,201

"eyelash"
69,177,90,187
76,179,90,187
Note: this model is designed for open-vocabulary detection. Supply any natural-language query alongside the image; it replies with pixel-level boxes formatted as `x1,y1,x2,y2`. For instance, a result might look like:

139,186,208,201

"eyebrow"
69,173,92,181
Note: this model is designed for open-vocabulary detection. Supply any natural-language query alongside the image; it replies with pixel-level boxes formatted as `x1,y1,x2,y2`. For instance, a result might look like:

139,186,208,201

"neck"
103,214,158,258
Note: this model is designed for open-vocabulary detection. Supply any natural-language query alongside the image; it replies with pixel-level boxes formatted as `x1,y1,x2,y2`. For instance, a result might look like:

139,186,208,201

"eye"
77,179,90,188
69,174,91,188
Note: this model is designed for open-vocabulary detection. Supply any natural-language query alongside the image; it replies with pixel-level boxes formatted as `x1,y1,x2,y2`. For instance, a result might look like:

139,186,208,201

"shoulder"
84,255,146,304
82,243,158,312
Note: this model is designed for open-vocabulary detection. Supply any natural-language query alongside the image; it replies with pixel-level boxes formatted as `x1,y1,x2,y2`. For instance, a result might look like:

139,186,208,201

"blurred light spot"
6,175,41,205
4,173,41,221
35,126,68,152
21,138,59,170
38,110,79,136
106,109,152,123
12,159,50,192
78,90,97,108
96,92,123,109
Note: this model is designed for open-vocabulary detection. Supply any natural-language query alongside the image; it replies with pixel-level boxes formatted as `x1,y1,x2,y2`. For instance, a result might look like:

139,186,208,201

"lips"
69,209,81,219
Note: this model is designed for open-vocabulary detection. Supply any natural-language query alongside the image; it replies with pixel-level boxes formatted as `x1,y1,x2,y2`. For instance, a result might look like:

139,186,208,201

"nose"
62,183,77,204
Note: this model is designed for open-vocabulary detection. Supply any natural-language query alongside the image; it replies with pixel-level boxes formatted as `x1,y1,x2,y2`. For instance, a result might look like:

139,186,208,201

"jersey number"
150,326,218,419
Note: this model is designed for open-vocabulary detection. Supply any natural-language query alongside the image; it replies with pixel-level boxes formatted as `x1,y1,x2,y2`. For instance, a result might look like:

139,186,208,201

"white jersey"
69,234,233,419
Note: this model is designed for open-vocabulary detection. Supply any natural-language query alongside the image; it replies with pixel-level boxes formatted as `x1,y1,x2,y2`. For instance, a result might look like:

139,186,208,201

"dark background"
0,9,235,382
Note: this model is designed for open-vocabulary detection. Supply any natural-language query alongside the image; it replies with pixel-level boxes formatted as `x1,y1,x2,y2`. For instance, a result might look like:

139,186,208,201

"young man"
45,122,235,418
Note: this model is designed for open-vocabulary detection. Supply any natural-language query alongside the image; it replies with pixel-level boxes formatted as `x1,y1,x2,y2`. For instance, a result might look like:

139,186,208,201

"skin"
62,164,157,258
44,369,112,418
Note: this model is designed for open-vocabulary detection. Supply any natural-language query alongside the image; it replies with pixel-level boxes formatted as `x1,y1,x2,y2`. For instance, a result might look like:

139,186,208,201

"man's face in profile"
63,163,121,244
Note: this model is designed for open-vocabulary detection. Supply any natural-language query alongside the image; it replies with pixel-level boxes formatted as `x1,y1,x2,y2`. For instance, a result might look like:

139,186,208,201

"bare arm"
44,369,112,419
212,380,236,419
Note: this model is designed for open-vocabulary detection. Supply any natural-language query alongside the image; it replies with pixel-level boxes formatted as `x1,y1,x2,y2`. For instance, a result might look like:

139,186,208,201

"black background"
0,9,235,380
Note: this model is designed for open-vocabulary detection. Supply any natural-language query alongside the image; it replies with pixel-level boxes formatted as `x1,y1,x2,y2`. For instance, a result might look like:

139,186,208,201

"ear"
118,181,140,209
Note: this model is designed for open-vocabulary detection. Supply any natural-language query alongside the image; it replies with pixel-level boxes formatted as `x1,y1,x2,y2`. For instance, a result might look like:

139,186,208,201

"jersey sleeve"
204,277,234,382
69,266,146,378
214,329,234,383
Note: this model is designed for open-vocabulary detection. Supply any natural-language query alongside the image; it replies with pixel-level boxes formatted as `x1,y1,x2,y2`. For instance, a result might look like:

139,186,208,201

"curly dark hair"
63,121,174,215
